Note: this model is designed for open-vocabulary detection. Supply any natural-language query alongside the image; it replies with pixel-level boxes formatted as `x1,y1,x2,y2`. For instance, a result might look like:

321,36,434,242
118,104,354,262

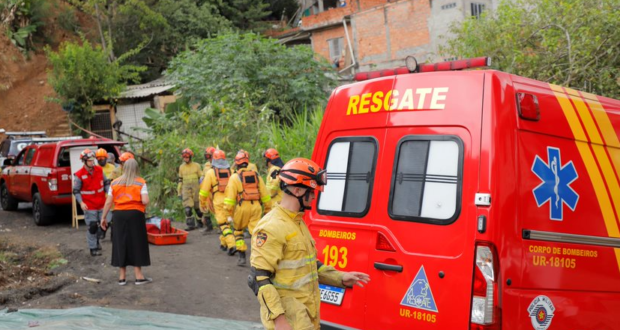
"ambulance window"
318,137,377,217
389,136,463,224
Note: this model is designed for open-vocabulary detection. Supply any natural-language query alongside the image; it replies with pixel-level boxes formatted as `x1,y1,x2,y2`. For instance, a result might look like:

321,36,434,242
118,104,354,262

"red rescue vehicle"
309,57,620,330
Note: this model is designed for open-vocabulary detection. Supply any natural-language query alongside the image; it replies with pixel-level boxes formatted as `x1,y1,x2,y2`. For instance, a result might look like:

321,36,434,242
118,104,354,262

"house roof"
119,78,175,99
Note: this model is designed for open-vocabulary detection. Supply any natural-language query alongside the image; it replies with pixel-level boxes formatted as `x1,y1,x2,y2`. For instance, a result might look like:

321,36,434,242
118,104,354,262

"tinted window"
24,148,36,165
318,137,377,217
10,140,30,156
389,135,463,224
14,151,26,166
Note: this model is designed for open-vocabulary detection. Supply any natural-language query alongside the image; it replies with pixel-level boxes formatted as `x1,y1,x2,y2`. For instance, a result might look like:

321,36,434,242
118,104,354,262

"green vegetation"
46,38,144,131
442,0,620,99
0,0,50,53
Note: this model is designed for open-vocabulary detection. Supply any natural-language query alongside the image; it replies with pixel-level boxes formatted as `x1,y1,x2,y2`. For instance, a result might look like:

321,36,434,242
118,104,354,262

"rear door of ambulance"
310,71,485,329
513,78,620,329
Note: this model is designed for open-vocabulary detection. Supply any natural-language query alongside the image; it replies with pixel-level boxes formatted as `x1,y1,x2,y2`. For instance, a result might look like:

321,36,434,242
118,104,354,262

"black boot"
90,249,102,257
219,244,227,252
185,217,196,231
237,251,246,266
227,247,237,256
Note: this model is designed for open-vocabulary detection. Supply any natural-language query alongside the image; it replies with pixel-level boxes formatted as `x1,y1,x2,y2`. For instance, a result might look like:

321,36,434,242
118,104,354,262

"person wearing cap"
96,148,116,179
250,158,370,330
199,150,234,247
223,151,272,266
178,148,204,231
73,148,110,257
263,148,285,205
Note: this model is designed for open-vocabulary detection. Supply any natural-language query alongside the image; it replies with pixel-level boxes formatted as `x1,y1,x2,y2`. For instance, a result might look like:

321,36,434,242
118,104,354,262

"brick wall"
302,6,353,30
311,25,353,63
353,0,432,71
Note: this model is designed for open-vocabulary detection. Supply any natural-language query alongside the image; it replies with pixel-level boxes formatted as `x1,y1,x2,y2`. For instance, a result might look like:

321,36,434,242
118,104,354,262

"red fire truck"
309,57,620,330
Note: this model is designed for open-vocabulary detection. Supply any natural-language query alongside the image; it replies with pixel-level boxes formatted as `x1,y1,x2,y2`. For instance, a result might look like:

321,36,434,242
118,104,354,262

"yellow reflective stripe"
222,228,233,236
236,240,244,247
261,195,271,203
566,90,604,145
272,272,318,290
224,198,236,205
278,254,317,270
552,85,620,274
582,92,620,148
284,232,297,240
318,265,328,273
199,190,209,197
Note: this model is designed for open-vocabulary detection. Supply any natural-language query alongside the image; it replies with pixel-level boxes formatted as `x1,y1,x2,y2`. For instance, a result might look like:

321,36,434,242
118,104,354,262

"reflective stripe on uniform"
277,254,316,270
224,198,236,205
272,271,318,290
261,195,271,203
199,189,209,197
81,187,104,195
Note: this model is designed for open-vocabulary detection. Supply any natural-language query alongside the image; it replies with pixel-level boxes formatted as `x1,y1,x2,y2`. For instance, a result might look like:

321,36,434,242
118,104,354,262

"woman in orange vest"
100,158,152,285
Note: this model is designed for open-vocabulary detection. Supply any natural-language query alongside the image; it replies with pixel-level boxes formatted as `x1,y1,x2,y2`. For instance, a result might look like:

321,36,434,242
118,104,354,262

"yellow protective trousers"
181,182,200,209
233,200,262,252
214,193,235,249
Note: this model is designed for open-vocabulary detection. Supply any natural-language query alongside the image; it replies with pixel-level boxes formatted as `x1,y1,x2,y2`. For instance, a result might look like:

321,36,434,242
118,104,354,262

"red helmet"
95,148,108,159
279,158,327,192
205,146,216,155
263,148,279,160
182,148,194,158
80,149,96,162
239,149,250,159
213,150,226,160
119,152,134,162
234,151,249,166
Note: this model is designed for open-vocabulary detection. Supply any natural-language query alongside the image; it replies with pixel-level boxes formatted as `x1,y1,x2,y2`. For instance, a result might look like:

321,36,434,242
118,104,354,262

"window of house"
471,3,486,19
441,3,456,10
328,37,344,62
318,137,377,217
389,135,463,224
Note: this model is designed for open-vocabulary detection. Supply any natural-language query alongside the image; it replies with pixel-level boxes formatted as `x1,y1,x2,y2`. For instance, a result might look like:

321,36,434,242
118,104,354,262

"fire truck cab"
308,59,620,330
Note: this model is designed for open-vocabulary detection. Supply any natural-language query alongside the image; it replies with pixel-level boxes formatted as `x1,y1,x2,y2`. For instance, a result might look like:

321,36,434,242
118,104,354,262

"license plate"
319,284,345,306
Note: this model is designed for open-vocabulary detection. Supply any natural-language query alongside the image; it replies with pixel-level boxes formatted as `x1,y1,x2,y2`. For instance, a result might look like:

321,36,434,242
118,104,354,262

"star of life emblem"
527,295,555,330
532,147,579,220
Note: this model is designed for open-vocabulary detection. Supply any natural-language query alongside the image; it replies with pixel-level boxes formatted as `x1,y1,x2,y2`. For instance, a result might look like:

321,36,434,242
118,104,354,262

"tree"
166,32,335,121
441,0,620,99
46,38,144,129
215,0,271,31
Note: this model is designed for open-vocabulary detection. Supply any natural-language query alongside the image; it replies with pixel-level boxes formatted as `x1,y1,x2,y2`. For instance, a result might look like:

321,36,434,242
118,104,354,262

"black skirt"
111,209,151,267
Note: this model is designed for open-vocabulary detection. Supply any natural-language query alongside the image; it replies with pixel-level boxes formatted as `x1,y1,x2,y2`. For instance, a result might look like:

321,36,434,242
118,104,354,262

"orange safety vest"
239,170,260,201
111,177,147,213
214,168,230,193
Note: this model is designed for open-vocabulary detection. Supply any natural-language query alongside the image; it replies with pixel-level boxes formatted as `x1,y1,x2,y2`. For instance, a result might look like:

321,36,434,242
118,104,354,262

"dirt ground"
0,203,261,323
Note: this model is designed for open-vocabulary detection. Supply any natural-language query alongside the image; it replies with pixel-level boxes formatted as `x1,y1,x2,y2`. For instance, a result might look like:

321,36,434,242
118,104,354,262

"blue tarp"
0,307,263,330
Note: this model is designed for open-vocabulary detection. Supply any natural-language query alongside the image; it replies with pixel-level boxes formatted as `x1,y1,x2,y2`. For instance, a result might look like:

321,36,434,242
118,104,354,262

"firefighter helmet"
279,158,327,192
95,148,108,159
205,146,216,155
263,148,280,161
234,151,249,165
182,148,194,158
119,152,134,162
80,149,96,162
213,150,226,160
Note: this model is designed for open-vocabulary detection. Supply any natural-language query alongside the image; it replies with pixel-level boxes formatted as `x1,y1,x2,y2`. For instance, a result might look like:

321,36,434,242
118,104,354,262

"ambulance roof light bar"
354,56,491,81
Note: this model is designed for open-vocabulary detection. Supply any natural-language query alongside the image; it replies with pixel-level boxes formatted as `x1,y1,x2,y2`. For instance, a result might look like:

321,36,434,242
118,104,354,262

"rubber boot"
90,249,101,256
227,247,237,256
237,251,246,266
185,217,196,231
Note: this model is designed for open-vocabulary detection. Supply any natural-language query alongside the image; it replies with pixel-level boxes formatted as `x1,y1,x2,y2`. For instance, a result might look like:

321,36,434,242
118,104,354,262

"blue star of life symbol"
532,147,579,221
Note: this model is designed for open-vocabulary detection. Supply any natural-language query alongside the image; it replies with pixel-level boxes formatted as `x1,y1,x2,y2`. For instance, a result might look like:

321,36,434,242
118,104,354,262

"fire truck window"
24,148,36,165
318,137,377,217
390,136,463,224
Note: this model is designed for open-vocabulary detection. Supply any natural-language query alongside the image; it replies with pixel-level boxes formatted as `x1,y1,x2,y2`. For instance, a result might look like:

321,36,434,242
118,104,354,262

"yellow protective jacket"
198,168,226,211
109,165,122,180
266,164,283,205
251,205,345,330
223,168,272,216
177,161,202,196
232,162,258,174
202,160,212,178
99,163,116,180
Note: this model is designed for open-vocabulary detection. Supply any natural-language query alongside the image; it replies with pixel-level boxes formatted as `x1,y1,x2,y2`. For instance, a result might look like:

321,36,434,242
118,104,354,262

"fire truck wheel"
32,192,55,226
0,182,18,211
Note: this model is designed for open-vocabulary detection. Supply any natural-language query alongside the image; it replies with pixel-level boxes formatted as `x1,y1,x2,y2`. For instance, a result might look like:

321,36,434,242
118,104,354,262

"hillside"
0,1,95,137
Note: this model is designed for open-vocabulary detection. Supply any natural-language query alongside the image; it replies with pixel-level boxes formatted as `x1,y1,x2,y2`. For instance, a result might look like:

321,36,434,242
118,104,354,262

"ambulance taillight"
470,243,501,330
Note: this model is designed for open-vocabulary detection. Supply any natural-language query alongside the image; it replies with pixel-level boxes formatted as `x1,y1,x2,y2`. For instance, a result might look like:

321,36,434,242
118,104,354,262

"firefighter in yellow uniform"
96,149,116,179
224,151,272,266
231,149,258,173
250,158,370,330
178,148,204,231
199,146,216,233
263,148,284,205
199,150,235,253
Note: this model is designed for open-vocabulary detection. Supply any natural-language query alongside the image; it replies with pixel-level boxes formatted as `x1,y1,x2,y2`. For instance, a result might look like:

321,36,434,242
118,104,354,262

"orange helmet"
205,146,216,155
279,158,327,192
234,151,249,166
119,152,134,162
80,149,96,162
95,148,108,159
182,148,194,158
239,149,250,159
213,150,226,160
263,148,279,160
